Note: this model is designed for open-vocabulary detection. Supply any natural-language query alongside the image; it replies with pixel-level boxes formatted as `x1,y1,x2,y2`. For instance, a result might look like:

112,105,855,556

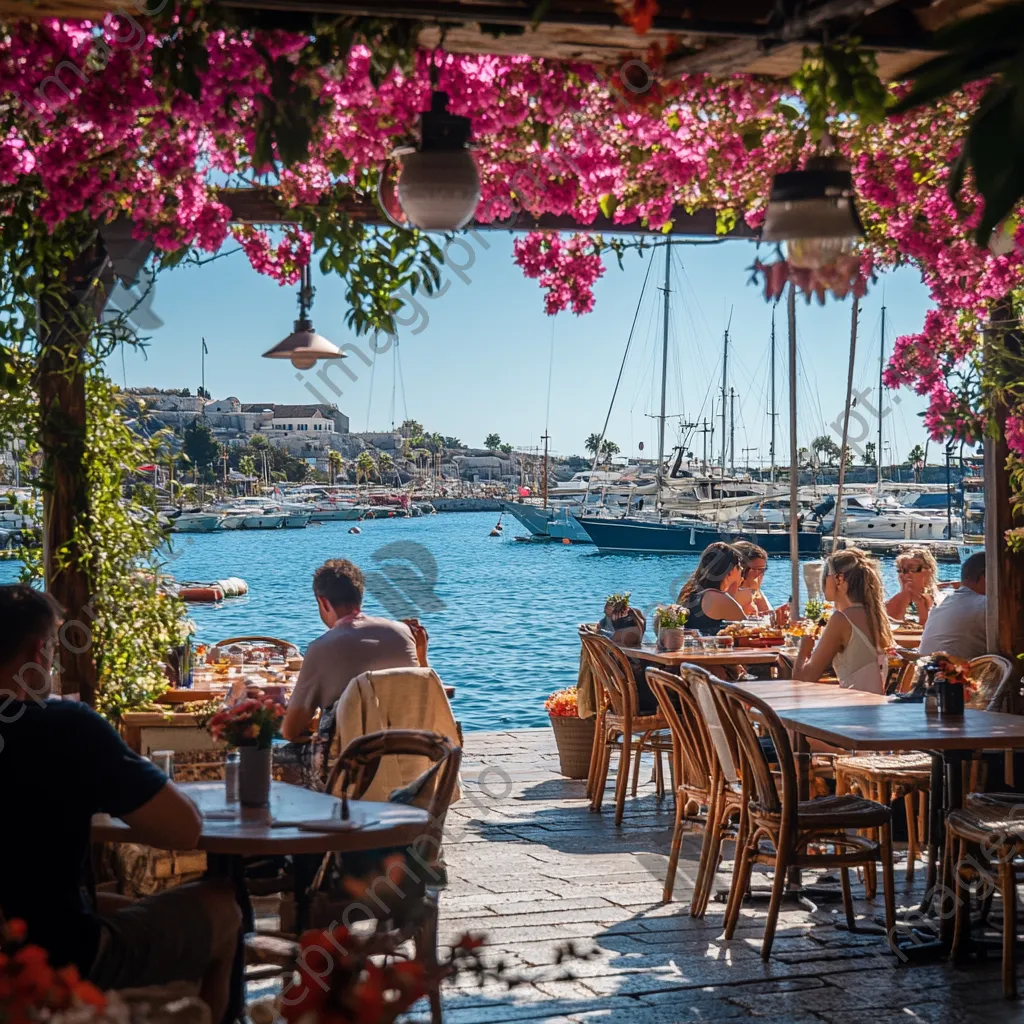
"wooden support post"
984,307,1024,714
35,242,111,705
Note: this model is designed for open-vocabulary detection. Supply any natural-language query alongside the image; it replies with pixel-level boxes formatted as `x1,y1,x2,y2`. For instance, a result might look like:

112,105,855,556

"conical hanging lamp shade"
263,319,345,371
262,263,345,370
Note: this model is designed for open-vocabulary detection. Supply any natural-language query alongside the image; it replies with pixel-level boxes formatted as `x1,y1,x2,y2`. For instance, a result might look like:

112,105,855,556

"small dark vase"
939,680,965,716
238,745,272,807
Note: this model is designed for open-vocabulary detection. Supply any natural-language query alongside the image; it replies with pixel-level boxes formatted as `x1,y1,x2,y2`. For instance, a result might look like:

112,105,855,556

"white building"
266,405,336,435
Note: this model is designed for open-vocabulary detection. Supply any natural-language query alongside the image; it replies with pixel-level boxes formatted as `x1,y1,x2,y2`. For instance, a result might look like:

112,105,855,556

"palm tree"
327,450,344,485
238,455,256,496
378,451,396,485
355,450,377,484
584,433,602,457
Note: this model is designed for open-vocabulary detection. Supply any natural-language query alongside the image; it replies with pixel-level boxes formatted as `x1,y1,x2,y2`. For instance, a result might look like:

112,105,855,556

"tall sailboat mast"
719,310,732,475
769,306,777,484
877,302,886,490
657,239,671,478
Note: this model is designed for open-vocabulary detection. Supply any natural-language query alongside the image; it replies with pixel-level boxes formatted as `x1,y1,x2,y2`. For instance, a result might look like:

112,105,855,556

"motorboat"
170,511,223,533
217,513,248,530
658,451,775,522
817,494,963,541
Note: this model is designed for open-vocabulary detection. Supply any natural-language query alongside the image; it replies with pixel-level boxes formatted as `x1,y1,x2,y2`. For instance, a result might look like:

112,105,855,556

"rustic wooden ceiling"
0,1,1011,80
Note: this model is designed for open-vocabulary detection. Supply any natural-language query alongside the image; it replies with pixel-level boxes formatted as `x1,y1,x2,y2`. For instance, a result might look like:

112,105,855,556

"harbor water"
0,512,966,731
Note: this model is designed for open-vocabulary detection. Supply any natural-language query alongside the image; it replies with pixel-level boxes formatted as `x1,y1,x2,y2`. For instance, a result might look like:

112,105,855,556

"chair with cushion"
700,677,897,959
647,666,744,914
580,633,670,826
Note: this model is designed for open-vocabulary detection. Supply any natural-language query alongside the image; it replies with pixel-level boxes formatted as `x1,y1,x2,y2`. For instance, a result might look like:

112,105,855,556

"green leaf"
598,194,618,219
660,221,674,235
716,209,738,236
740,127,764,151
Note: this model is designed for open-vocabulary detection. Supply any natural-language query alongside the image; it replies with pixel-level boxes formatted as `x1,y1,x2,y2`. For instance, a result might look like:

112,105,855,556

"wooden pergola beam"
216,186,759,238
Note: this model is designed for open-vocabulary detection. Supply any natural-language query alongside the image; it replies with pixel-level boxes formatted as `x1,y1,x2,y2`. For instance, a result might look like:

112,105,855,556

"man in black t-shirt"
0,585,240,1022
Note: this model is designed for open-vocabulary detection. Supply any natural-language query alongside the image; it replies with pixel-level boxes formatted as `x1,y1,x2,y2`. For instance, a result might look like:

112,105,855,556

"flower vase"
658,627,685,652
238,746,272,808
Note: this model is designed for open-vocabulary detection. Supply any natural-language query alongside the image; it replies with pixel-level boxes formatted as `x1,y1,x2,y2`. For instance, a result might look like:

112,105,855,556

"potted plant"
654,604,689,651
208,696,285,807
544,686,595,779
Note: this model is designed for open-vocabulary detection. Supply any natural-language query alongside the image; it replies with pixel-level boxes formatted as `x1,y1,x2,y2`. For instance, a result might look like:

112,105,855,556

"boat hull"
501,501,556,536
577,516,822,556
309,506,364,521
282,514,310,528
217,515,247,530
547,509,593,543
172,515,222,533
242,514,284,529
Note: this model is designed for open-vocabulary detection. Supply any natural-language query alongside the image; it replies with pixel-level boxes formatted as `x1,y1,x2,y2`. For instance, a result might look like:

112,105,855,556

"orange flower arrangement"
0,918,107,1024
544,686,580,718
279,925,490,1024
207,696,285,749
926,652,977,700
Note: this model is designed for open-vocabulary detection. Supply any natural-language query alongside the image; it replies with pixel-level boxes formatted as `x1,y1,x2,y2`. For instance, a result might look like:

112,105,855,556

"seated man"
281,558,419,742
0,585,240,1022
918,550,987,660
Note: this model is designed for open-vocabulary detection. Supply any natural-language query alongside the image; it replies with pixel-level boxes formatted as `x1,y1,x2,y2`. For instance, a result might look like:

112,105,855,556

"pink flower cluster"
513,233,605,315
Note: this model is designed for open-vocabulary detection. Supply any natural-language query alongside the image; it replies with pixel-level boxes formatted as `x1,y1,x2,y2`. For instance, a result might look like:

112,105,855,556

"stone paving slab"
433,728,1016,1023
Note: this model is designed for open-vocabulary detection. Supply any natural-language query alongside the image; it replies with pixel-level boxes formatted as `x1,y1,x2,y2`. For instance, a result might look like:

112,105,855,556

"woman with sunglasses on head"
793,548,893,693
885,547,940,626
732,541,772,617
676,542,746,634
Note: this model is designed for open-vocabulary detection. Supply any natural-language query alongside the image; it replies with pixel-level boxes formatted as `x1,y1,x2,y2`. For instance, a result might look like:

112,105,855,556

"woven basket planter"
549,713,596,779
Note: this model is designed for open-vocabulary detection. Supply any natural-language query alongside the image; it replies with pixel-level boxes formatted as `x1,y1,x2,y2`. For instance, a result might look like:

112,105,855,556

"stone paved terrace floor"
433,729,1021,1024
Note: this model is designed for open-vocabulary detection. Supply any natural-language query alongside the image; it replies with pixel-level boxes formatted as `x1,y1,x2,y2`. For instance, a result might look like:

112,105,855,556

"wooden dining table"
755,684,1024,956
93,782,430,1020
620,642,789,671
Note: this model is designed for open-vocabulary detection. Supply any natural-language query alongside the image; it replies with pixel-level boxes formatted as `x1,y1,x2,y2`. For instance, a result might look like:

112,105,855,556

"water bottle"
225,751,240,803
181,637,194,690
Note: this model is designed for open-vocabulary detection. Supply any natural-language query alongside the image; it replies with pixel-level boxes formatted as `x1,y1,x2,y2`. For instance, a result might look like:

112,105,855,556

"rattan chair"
698,677,897,959
647,666,744,914
577,624,605,803
948,793,1024,998
580,633,670,826
835,650,929,894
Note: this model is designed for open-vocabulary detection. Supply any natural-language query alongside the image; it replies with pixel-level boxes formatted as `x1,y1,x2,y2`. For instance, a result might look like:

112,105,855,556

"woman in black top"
677,542,746,634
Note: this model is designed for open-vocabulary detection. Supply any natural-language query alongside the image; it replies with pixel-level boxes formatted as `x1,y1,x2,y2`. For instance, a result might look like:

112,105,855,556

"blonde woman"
886,547,940,626
793,548,894,693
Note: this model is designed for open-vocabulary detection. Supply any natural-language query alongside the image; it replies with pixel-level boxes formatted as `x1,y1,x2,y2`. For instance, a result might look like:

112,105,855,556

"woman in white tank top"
793,549,894,693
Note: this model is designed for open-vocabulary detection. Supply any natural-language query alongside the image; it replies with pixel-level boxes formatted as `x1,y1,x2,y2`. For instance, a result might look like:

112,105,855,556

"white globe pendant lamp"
762,154,865,270
262,263,345,371
378,88,480,232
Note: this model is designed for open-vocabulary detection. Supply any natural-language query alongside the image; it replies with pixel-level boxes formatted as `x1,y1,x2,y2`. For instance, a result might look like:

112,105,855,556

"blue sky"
105,234,936,464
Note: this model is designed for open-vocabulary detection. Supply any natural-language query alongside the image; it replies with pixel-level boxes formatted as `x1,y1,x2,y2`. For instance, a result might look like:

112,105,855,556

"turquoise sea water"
0,512,964,731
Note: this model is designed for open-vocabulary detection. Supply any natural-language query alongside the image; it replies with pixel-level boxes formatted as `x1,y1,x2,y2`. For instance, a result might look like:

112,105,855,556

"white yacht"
658,450,774,522
819,493,963,541
170,511,222,533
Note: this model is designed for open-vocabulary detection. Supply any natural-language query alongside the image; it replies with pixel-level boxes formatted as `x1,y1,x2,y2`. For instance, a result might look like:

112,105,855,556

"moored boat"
171,512,222,533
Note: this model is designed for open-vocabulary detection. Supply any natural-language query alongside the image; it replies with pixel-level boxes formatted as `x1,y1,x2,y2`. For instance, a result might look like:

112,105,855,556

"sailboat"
577,243,822,556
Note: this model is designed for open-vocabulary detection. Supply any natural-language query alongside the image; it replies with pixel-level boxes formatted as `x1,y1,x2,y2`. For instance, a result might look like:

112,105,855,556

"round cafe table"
93,782,430,1022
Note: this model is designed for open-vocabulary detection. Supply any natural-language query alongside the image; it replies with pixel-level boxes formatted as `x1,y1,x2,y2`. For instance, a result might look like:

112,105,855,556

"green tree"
484,433,501,450
356,450,377,483
906,444,926,466
442,436,463,449
498,443,513,455
400,419,424,438
183,418,219,474
811,435,842,468
584,433,602,457
249,432,270,450
378,451,396,483
600,439,620,462
327,449,344,484
238,454,256,494
863,441,877,466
